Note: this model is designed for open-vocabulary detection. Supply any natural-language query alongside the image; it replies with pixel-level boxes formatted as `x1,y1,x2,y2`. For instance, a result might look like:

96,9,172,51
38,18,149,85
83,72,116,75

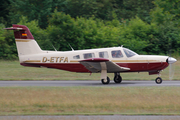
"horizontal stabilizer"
4,24,34,39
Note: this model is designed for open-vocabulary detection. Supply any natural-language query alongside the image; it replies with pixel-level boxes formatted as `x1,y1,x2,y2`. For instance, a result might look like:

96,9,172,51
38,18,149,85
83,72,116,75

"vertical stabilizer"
4,24,42,56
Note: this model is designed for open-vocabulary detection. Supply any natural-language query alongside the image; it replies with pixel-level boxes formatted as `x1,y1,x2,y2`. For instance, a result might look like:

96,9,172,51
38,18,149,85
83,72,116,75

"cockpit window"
83,53,95,59
99,51,109,58
123,48,138,57
111,50,123,58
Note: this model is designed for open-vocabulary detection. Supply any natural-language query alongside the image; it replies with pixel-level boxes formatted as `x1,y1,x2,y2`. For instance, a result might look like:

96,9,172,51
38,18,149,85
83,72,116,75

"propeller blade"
168,57,176,81
169,63,175,81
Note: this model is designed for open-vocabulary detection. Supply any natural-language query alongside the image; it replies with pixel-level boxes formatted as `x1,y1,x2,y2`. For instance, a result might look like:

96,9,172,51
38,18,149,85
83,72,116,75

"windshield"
123,48,138,57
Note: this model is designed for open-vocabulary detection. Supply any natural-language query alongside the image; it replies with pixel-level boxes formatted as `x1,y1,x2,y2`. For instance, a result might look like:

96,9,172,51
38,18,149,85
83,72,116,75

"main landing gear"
101,72,122,84
100,62,122,84
101,77,110,84
114,72,122,83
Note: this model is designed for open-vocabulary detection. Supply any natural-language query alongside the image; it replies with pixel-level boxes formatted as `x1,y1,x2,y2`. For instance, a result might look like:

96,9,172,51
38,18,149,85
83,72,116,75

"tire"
114,75,122,83
101,77,110,84
155,77,162,84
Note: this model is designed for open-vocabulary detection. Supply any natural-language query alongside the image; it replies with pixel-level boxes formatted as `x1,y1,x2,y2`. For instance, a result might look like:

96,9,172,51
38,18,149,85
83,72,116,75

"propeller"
167,40,176,80
167,57,177,80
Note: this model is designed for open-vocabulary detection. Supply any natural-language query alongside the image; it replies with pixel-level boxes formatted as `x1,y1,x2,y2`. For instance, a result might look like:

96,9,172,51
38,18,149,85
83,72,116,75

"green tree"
17,16,50,50
0,24,17,59
55,0,155,22
118,17,149,54
0,0,11,26
8,0,62,28
47,11,77,51
152,0,180,26
112,0,155,23
47,10,121,51
149,0,180,55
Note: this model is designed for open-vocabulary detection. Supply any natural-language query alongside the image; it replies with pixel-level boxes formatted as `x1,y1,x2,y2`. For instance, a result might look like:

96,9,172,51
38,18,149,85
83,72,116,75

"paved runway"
1,115,180,120
0,80,180,87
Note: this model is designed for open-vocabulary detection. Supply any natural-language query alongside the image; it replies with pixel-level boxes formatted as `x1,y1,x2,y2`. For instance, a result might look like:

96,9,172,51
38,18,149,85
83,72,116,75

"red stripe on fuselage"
21,62,169,73
116,62,168,72
21,63,90,72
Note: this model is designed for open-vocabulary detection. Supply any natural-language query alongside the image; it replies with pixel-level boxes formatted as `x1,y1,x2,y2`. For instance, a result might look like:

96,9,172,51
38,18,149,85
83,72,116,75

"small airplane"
4,24,177,84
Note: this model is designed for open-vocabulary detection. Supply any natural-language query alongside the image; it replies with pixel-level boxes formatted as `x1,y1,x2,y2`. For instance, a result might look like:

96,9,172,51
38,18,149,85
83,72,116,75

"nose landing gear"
155,77,162,84
155,72,162,84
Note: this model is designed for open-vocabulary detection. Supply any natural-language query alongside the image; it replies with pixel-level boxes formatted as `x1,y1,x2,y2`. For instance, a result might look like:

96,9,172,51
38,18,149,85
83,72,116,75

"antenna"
68,43,74,51
52,45,57,51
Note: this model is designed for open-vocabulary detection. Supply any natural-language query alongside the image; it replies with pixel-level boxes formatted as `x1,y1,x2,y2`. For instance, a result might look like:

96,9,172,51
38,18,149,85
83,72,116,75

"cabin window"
111,50,123,58
99,51,109,58
83,53,95,59
73,55,80,59
123,48,138,57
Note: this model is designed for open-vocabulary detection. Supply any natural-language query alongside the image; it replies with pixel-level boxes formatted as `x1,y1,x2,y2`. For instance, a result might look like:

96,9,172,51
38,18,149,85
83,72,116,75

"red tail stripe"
4,24,34,39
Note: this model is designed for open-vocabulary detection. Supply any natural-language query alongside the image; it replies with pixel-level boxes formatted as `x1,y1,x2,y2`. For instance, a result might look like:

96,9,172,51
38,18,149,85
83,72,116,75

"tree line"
0,0,180,59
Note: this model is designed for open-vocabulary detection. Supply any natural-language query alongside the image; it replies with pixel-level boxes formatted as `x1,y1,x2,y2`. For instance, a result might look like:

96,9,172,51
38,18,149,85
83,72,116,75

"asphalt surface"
1,115,180,120
0,80,180,87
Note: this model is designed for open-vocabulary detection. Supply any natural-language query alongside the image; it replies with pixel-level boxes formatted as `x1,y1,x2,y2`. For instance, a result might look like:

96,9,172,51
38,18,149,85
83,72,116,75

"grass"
0,86,180,115
0,60,179,80
0,60,180,116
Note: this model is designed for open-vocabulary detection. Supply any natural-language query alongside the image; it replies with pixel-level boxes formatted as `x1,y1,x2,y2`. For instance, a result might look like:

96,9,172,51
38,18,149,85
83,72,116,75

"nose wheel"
155,77,162,84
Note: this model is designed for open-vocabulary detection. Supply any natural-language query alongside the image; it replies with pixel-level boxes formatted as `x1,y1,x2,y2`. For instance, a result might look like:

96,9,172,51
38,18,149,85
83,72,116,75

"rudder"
4,24,42,56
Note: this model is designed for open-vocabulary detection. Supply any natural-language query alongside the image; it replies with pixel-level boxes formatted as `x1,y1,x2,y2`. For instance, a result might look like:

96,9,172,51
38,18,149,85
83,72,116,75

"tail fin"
4,24,42,56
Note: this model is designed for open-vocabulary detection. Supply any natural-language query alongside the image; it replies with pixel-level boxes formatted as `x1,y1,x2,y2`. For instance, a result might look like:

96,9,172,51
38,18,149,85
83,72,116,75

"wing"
79,58,130,73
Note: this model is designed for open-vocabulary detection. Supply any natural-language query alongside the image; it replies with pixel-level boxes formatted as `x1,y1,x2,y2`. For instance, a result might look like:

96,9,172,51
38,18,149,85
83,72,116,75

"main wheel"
114,75,122,83
155,77,162,84
101,77,110,84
